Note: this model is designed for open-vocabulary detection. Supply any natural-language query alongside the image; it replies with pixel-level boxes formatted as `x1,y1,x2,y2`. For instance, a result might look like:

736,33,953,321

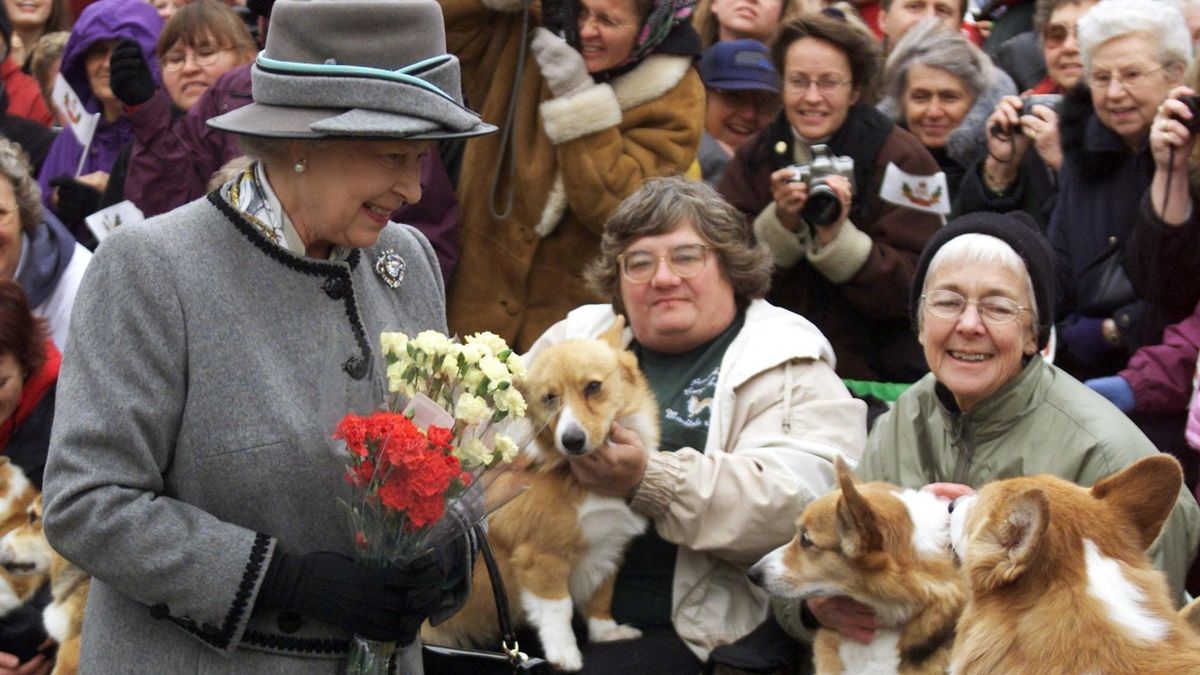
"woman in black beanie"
772,210,1200,645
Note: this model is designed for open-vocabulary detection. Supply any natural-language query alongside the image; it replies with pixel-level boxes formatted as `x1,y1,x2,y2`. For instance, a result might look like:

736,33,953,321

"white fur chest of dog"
570,493,648,606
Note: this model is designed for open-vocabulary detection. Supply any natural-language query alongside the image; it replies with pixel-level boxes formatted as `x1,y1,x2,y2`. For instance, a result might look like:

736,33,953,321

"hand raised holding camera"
984,95,1032,191
1151,86,1198,173
769,166,810,233
1022,103,1062,171
530,27,593,98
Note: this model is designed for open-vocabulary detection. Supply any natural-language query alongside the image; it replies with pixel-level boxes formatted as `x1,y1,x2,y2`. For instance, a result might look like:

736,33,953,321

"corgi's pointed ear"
834,456,858,487
836,470,882,558
600,315,627,349
1091,455,1181,552
973,487,1048,590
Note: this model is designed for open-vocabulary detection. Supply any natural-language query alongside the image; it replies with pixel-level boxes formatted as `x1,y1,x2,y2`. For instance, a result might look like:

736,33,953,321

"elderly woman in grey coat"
879,18,1015,205
40,0,494,673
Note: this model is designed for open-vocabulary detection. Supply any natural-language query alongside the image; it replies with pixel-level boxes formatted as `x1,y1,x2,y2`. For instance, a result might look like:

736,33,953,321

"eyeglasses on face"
921,289,1028,325
1086,64,1166,92
1041,22,1077,49
783,76,851,95
161,46,234,71
618,243,711,283
576,7,634,29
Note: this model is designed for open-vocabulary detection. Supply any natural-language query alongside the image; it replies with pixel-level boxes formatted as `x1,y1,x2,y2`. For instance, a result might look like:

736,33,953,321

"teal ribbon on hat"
255,54,458,103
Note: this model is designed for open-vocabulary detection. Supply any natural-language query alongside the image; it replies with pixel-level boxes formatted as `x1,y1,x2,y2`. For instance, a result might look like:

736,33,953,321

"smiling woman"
718,12,942,383
155,0,257,112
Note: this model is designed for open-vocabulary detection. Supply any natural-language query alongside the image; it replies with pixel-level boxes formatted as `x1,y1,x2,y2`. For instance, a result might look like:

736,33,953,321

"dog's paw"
587,617,642,643
544,642,584,671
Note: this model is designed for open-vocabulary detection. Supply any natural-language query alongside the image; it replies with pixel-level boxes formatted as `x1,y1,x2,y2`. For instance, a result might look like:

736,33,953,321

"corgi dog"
424,316,659,671
0,459,45,617
0,495,91,675
948,455,1200,675
748,457,963,675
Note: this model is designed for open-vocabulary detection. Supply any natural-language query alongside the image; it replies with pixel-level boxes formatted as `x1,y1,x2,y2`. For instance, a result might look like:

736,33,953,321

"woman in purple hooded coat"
35,0,161,249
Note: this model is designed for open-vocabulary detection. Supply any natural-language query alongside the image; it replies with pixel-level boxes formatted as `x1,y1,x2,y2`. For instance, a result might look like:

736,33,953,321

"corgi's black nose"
561,428,587,454
747,565,764,587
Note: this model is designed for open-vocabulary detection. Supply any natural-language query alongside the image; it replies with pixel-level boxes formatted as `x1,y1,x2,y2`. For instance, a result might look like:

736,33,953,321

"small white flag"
879,163,951,215
84,200,144,243
51,73,100,147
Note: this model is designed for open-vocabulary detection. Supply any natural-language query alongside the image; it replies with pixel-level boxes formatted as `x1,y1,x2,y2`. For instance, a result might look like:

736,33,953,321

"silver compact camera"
787,144,855,226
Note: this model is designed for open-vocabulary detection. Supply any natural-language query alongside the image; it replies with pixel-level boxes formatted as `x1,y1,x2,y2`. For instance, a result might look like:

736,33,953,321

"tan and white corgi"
948,455,1200,675
749,457,963,675
0,459,45,617
424,316,659,671
0,495,91,675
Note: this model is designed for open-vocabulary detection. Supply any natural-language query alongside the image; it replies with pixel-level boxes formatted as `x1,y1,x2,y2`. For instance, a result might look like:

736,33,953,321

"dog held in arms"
948,454,1200,675
423,317,660,671
748,456,963,674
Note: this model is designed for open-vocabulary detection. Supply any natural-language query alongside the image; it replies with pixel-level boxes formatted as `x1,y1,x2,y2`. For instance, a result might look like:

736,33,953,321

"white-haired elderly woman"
775,211,1200,649
525,176,866,671
879,18,1014,205
40,0,495,672
1038,0,1195,383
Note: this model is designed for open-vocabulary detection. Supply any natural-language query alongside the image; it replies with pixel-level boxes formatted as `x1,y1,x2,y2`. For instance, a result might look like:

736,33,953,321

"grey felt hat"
208,0,494,140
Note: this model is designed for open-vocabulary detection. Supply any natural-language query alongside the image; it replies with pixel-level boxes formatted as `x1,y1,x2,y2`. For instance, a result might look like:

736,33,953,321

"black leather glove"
48,176,102,226
109,38,156,106
256,550,445,643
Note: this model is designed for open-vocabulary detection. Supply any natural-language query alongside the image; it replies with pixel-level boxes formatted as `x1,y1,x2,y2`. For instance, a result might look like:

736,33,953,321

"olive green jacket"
775,355,1200,640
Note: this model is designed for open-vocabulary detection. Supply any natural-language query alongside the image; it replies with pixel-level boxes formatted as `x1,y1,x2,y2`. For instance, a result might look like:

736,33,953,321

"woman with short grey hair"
40,0,494,672
879,18,1012,203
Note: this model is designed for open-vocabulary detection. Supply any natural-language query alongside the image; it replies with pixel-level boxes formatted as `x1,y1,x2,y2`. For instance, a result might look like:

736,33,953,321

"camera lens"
802,184,842,227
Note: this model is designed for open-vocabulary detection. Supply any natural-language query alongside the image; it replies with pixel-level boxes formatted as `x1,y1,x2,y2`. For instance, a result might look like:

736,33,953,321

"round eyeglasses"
617,244,711,283
921,289,1028,325
161,46,234,72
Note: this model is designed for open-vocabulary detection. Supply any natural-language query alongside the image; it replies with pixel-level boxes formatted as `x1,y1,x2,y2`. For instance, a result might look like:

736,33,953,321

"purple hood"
60,0,162,115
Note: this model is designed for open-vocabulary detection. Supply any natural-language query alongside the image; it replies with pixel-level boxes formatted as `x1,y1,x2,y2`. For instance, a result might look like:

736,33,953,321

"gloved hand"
1061,316,1114,367
1086,375,1136,413
48,176,102,226
256,550,446,644
530,27,593,98
109,38,156,106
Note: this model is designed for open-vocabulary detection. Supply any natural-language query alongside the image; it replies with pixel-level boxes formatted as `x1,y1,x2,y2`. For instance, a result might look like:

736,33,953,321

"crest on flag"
879,163,951,215
51,73,99,146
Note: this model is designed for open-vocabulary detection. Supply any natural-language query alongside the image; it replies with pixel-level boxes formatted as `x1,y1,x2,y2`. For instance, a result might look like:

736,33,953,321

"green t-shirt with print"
611,311,746,629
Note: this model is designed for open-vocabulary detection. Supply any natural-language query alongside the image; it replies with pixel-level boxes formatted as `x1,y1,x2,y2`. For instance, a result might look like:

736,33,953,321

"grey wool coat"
42,192,469,674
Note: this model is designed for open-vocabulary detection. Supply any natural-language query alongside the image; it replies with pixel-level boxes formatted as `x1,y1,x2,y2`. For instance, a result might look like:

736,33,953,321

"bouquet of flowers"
334,330,529,674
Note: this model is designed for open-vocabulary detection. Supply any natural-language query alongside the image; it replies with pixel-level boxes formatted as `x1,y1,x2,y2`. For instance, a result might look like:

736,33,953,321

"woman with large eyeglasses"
718,13,942,386
523,176,866,671
957,0,1096,231
1037,0,1193,384
774,210,1200,651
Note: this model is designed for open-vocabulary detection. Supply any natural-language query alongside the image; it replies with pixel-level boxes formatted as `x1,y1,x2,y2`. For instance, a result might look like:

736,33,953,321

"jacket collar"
1059,83,1150,181
935,354,1047,442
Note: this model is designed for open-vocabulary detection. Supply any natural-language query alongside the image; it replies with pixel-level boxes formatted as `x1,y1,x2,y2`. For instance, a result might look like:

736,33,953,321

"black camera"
1172,94,1200,133
542,0,579,48
787,144,855,227
990,94,1063,136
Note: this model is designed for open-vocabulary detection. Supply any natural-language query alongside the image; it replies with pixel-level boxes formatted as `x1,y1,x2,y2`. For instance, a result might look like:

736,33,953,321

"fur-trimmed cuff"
806,219,872,284
480,0,524,11
753,202,807,268
628,450,683,518
540,83,622,145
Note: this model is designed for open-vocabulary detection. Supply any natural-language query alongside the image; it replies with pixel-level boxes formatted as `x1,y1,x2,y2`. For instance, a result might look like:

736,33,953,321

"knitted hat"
208,0,494,140
910,211,1056,349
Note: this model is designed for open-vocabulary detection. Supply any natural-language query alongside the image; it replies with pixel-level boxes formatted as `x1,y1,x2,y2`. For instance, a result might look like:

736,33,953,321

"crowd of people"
0,0,1195,671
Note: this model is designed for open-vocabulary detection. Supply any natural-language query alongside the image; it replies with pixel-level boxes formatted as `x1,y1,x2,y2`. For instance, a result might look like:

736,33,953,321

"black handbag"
422,526,548,674
1079,240,1137,316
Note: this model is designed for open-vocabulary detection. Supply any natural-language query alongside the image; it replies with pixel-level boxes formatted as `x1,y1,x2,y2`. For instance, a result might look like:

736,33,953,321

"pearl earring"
293,159,307,173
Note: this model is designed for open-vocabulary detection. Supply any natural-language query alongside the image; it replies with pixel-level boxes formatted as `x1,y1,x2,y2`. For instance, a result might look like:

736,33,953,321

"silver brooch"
374,249,406,289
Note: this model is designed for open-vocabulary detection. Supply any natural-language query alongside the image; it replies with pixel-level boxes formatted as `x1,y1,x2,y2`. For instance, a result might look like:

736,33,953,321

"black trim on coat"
168,532,272,650
207,190,372,380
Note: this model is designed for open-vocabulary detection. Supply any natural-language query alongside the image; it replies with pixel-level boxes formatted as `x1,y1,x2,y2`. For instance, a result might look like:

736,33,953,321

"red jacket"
1,58,52,126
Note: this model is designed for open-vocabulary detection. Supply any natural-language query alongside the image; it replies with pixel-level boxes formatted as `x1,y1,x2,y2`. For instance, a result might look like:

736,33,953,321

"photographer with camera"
957,0,1096,229
718,12,941,384
439,0,704,353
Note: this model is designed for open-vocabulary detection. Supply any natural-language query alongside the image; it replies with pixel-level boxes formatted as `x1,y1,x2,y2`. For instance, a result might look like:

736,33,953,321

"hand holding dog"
568,422,647,499
0,650,50,675
806,595,881,644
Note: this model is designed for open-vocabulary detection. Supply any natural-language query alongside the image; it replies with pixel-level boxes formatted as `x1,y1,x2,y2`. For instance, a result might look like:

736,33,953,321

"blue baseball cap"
697,39,779,93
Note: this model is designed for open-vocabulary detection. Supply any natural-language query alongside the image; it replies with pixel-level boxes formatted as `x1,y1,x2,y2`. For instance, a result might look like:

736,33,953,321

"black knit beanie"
910,211,1056,350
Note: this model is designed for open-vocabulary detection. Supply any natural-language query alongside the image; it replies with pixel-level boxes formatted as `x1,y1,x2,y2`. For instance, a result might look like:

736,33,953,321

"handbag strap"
474,523,531,666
